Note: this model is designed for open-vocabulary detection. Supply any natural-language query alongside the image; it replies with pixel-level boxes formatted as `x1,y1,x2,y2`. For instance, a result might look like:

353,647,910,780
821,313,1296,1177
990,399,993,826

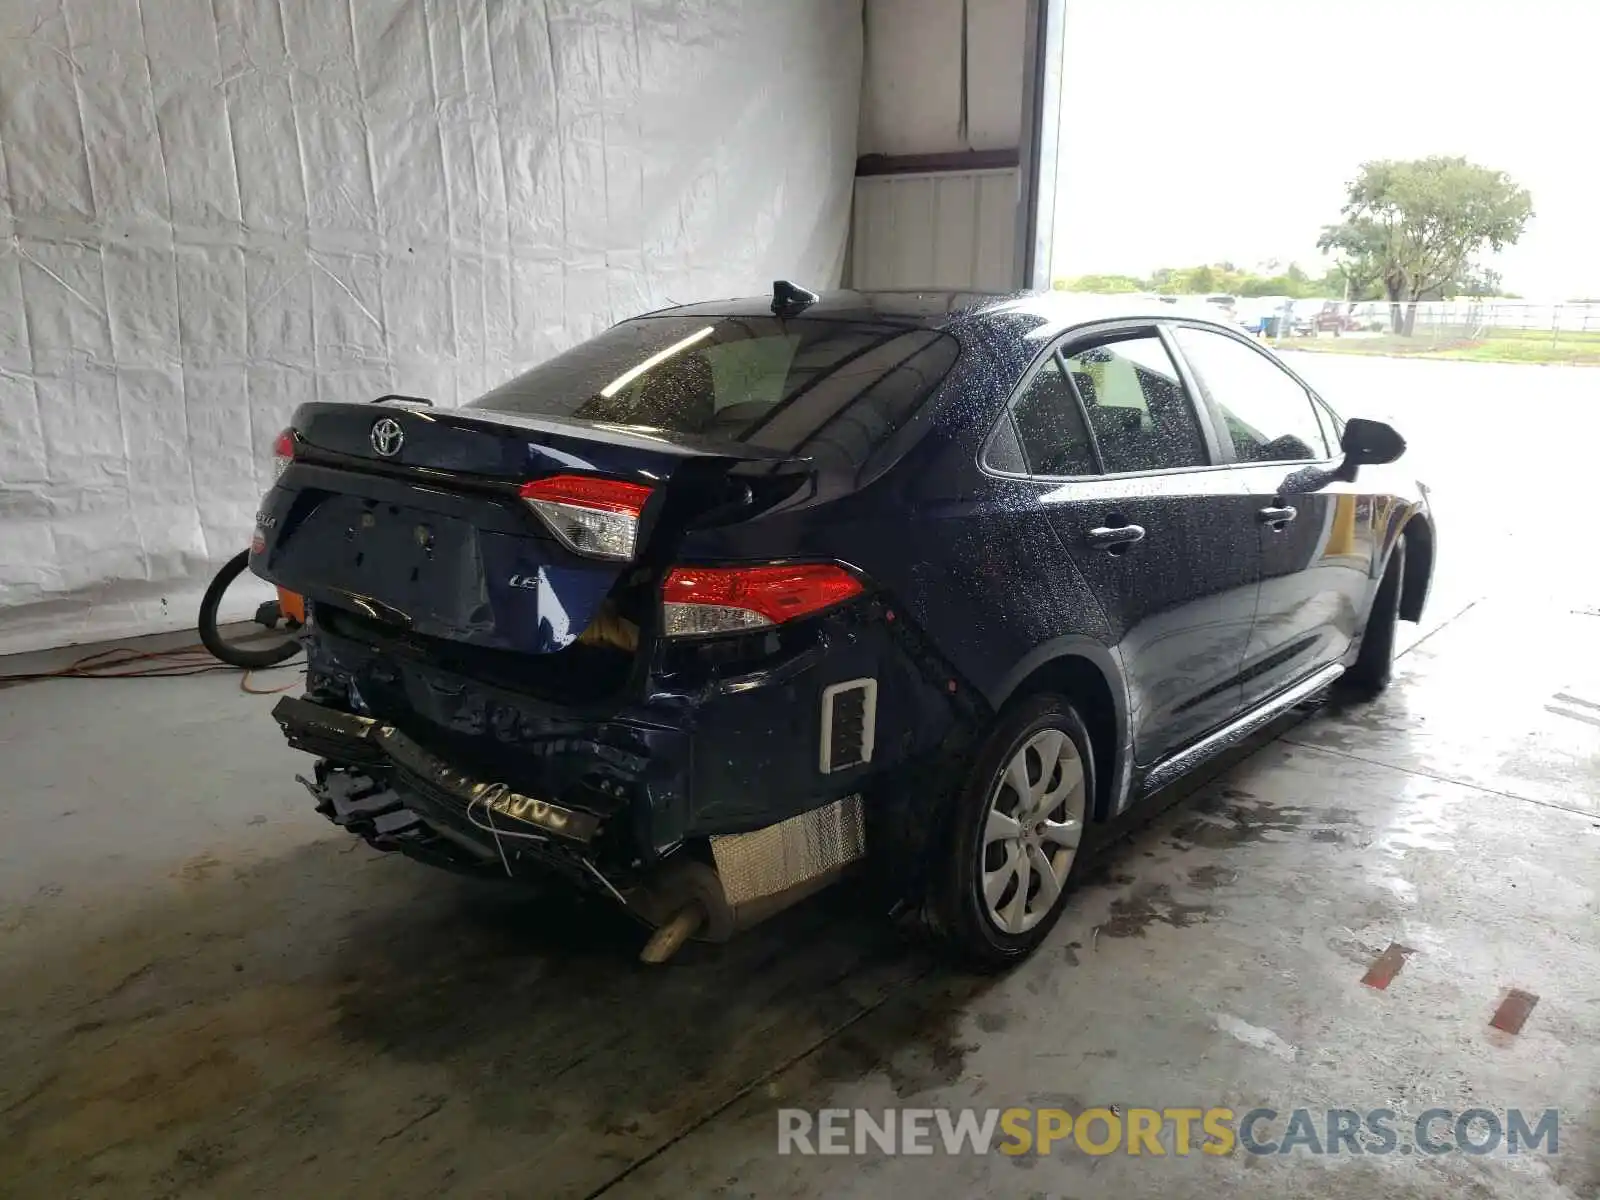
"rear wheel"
1343,539,1405,700
924,695,1094,970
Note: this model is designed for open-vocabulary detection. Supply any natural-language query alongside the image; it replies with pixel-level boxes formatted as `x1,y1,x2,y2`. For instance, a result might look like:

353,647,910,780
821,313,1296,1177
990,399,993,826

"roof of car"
642,288,1241,338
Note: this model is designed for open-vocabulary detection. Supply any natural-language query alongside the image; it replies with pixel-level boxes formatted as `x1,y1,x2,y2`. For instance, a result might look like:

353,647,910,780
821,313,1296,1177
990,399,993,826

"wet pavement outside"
2,356,1596,1198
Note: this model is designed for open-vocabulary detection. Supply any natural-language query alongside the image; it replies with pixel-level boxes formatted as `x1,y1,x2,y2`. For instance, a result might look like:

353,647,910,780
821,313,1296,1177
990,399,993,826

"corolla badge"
370,416,404,457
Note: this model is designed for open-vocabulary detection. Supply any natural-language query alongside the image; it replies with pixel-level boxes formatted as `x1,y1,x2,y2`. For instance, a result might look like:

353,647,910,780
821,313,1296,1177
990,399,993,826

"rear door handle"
1258,504,1298,528
1086,524,1146,551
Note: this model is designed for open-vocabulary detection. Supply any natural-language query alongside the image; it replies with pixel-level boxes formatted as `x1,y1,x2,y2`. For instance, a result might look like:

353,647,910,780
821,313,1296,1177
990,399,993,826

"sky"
1051,0,1600,298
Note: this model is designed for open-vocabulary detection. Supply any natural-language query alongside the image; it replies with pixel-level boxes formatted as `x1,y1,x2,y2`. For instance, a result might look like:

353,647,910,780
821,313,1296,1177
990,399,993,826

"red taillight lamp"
661,563,863,638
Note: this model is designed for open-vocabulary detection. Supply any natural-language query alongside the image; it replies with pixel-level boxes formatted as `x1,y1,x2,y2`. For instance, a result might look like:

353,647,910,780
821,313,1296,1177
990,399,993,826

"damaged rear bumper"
275,693,873,947
275,695,623,901
271,594,980,950
275,696,601,846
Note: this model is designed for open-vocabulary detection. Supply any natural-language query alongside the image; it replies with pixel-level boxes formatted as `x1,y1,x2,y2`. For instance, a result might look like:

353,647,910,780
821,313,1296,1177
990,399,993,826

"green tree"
1238,263,1340,299
1447,265,1504,298
1317,157,1532,334
1061,263,1345,300
1058,273,1147,293
1319,263,1383,302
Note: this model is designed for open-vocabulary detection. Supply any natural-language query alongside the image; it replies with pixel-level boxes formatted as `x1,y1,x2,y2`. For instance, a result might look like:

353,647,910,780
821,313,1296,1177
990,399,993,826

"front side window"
1172,326,1330,463
1060,333,1209,473
1313,396,1345,453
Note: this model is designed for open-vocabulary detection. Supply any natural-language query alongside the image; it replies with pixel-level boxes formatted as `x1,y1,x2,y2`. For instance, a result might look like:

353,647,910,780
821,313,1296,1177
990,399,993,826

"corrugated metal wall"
849,170,1019,290
848,0,1030,292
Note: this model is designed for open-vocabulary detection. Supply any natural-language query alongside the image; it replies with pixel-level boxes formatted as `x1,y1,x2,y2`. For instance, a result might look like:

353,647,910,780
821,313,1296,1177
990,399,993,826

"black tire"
923,694,1096,971
198,549,302,669
1343,539,1405,700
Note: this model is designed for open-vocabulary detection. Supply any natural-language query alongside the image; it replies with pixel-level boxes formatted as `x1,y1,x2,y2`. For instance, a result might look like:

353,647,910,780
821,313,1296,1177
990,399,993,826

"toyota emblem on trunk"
370,417,404,457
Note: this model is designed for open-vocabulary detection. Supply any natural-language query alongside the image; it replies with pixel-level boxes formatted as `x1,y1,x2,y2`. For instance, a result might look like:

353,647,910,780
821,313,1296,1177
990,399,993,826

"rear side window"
1060,334,1209,473
470,317,958,459
1172,326,1331,462
1008,357,1097,477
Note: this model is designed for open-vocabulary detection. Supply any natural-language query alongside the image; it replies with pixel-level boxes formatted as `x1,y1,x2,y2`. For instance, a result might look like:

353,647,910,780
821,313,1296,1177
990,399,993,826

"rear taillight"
519,474,654,561
661,563,863,638
272,429,295,479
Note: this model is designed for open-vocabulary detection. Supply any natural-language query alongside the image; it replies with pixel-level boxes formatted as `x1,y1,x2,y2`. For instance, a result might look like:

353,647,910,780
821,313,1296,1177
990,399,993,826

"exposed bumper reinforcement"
273,694,385,766
271,695,601,845
272,694,869,961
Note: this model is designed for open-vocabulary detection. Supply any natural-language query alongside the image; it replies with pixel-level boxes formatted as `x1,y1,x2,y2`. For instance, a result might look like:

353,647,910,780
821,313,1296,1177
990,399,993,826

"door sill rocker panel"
1138,662,1343,797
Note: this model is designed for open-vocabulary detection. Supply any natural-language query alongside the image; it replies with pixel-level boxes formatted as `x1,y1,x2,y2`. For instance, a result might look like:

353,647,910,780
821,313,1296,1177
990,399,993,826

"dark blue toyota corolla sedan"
253,286,1434,968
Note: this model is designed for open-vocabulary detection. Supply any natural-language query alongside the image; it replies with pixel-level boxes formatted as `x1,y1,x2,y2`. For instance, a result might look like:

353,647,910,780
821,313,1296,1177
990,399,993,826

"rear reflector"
661,563,863,637
519,474,653,561
272,428,295,479
820,678,877,773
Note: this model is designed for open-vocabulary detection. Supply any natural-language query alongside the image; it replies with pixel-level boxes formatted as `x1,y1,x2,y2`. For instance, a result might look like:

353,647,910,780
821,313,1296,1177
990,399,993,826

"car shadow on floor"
0,830,956,1197
0,709,1316,1199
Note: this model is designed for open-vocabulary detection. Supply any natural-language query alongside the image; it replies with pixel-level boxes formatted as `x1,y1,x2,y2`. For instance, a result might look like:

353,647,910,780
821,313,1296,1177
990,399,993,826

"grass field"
1281,325,1600,365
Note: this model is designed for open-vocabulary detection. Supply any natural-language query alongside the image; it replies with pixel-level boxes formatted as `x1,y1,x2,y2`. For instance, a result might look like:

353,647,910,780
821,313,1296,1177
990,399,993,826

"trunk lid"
252,401,805,657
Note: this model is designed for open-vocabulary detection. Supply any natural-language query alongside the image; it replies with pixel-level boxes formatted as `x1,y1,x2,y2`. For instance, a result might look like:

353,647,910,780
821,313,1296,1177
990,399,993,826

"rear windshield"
469,316,959,458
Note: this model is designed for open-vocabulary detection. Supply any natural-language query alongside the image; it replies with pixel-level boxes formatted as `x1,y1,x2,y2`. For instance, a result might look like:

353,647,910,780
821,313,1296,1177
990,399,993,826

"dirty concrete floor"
2,595,1595,1199
2,358,1598,1198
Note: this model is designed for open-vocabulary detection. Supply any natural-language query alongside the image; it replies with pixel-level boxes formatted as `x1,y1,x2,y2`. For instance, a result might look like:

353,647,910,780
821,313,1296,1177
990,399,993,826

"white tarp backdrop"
0,0,862,654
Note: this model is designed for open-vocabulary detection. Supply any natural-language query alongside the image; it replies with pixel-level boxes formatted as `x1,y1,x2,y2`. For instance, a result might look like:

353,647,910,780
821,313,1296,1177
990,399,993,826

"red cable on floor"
0,641,304,692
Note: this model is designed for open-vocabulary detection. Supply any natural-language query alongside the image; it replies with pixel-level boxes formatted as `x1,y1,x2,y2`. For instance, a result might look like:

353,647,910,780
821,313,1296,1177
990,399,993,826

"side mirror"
1281,417,1406,493
1340,417,1406,467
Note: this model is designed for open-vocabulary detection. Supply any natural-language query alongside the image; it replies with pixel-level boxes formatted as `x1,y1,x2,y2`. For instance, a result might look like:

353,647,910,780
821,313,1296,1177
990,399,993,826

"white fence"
1272,300,1600,337
1201,298,1600,347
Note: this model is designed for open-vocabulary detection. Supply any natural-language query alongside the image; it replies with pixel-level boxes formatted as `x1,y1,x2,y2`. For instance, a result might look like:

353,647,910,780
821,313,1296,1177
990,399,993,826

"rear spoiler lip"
289,400,815,480
288,444,527,494
287,439,814,496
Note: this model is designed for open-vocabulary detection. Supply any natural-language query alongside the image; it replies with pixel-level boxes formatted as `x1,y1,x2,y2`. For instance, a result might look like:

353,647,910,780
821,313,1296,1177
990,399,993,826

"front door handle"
1258,505,1298,529
1086,524,1146,551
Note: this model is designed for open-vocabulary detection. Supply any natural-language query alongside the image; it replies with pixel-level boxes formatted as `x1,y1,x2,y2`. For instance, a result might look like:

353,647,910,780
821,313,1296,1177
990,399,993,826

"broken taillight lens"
661,563,864,638
272,429,295,479
519,474,654,561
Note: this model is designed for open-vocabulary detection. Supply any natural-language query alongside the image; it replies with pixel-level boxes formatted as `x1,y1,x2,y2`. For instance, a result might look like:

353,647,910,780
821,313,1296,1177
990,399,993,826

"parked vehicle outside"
251,288,1434,969
1349,301,1391,332
1233,297,1286,335
1202,293,1240,324
1289,300,1363,336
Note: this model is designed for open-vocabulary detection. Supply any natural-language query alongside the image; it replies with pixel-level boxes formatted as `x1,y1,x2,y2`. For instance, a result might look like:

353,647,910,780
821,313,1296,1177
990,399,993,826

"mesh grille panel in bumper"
709,794,865,905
